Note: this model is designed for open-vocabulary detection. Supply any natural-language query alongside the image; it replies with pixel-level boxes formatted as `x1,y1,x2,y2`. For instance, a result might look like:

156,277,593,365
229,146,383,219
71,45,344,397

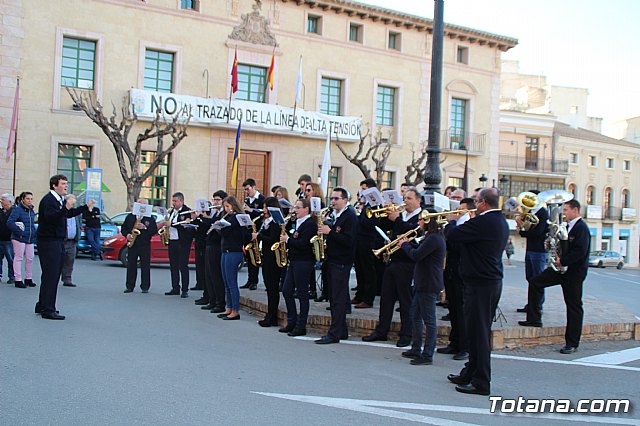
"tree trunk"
126,180,143,211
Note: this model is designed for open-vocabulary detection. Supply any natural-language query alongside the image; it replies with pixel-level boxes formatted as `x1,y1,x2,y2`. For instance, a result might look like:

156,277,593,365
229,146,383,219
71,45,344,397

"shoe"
7,278,15,284
42,312,66,320
437,346,457,354
350,297,361,304
314,295,328,302
518,320,542,327
410,357,433,365
14,281,26,288
441,314,450,321
455,383,490,396
279,324,295,333
250,284,258,291
395,307,400,312
315,336,339,344
309,291,318,300
436,301,446,307
447,374,471,385
217,312,230,318
123,289,133,293
325,306,331,311
201,304,215,310
25,279,36,287
240,282,252,289
194,298,208,305
351,287,358,291
516,307,527,313
354,302,372,309
180,292,188,298
453,352,469,361
211,306,226,313
396,338,411,348
288,328,307,337
63,283,76,287
190,286,203,291
362,333,387,342
258,319,274,327
141,290,149,294
165,290,180,295
223,314,240,321
559,345,577,354
401,349,420,359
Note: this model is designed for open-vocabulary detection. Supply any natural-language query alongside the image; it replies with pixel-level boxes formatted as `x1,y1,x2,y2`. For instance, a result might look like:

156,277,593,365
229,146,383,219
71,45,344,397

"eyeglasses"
294,206,305,209
212,198,222,201
305,189,312,192
330,197,342,200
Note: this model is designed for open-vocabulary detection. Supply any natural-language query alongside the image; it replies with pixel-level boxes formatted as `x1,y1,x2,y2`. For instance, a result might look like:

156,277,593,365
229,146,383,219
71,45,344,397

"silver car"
588,251,625,269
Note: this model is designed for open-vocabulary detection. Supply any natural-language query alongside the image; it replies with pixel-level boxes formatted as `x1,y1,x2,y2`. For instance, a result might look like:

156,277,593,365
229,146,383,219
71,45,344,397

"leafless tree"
335,127,392,188
403,141,447,186
67,88,191,210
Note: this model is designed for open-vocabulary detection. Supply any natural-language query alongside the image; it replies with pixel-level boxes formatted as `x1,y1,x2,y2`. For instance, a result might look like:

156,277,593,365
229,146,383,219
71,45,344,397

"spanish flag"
266,51,275,92
230,118,242,190
231,47,238,94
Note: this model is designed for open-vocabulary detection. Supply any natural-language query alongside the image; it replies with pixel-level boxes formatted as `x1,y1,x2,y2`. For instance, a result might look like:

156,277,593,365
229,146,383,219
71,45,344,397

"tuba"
244,214,263,267
517,192,542,231
126,216,142,248
538,190,574,274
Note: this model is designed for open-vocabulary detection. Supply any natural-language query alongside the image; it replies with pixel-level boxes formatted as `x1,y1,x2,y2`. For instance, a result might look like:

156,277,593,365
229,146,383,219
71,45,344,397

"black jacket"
121,213,158,247
561,218,590,277
325,206,357,265
518,207,549,253
219,214,250,252
356,210,380,248
203,210,224,246
402,233,446,293
83,207,102,229
245,194,265,220
258,220,282,265
286,216,316,262
443,220,462,279
36,192,88,241
446,210,509,285
0,207,13,241
170,205,195,243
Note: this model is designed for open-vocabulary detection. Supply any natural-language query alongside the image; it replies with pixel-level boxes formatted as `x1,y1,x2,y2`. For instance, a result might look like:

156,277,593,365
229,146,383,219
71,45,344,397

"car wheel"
617,262,624,270
119,247,128,267
597,261,603,268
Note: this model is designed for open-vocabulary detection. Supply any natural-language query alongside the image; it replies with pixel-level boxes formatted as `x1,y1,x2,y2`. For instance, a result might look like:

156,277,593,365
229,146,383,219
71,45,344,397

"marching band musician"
303,182,325,301
278,198,316,337
241,178,264,291
165,192,195,298
315,187,357,344
196,191,227,312
253,197,284,327
352,178,379,309
362,188,423,347
122,199,157,294
191,205,209,296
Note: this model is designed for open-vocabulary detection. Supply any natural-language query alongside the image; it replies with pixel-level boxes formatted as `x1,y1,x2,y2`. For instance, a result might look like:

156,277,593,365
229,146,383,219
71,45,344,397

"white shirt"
295,214,310,230
262,216,273,230
402,208,421,222
169,208,180,240
247,191,261,204
456,213,470,225
50,190,64,205
333,205,348,220
479,208,501,216
567,216,582,234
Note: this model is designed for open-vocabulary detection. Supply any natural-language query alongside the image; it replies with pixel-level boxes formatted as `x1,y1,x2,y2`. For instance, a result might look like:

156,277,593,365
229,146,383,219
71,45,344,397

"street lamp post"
479,173,488,187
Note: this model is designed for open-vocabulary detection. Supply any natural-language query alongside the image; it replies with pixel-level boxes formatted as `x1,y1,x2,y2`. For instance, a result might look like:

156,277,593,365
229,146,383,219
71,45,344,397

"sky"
359,0,640,132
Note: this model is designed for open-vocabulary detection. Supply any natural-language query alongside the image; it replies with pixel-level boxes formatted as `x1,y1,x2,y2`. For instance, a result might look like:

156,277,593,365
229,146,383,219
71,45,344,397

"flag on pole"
266,50,275,92
6,79,19,162
462,149,469,194
320,131,331,196
231,47,239,94
230,119,242,190
294,56,303,104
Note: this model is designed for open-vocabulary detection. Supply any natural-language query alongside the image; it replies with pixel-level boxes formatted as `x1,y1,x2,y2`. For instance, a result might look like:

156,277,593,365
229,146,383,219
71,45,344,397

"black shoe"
309,291,318,300
199,304,212,310
258,319,275,327
559,345,577,354
362,333,387,342
455,383,489,396
240,282,253,289
396,337,411,348
447,374,471,385
437,346,457,354
516,307,528,313
288,328,306,337
25,279,36,287
436,301,446,307
325,306,331,311
222,314,240,321
410,357,433,365
453,352,469,361
165,290,180,295
518,320,542,327
42,312,66,320
249,284,258,291
63,283,76,287
395,307,400,312
441,314,450,321
315,336,339,344
180,292,188,298
141,290,149,294
7,278,15,284
14,281,26,288
315,295,329,302
211,306,226,313
278,324,295,333
190,286,203,291
194,298,208,305
217,313,230,318
123,289,133,293
401,349,420,359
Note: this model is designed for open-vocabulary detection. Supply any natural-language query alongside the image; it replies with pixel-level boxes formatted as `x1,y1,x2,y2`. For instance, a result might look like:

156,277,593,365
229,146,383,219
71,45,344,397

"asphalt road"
1,257,639,425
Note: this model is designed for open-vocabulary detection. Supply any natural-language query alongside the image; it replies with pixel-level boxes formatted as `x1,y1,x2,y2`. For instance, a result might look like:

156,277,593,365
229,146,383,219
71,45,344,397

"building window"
603,187,613,218
140,151,170,207
570,153,578,164
144,50,174,92
586,185,595,205
621,189,630,208
57,144,92,194
320,77,342,116
448,177,463,188
456,46,469,64
379,171,395,190
349,23,363,43
180,0,199,10
376,86,396,126
450,98,467,149
307,15,321,34
525,137,539,170
623,159,631,171
568,183,577,199
388,32,401,50
237,64,267,103
606,158,614,169
589,155,597,167
61,37,96,90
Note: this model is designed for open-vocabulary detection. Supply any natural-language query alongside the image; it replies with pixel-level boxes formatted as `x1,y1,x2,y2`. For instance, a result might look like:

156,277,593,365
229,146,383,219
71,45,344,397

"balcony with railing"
604,206,620,220
440,130,486,154
498,155,569,174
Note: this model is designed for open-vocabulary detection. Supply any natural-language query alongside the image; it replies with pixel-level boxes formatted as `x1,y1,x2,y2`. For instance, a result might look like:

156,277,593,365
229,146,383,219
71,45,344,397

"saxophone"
270,224,289,268
158,208,173,246
126,216,142,248
310,210,327,262
244,215,263,267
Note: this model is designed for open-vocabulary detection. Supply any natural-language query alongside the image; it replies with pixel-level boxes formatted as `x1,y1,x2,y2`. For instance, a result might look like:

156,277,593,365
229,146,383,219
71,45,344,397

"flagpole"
292,55,302,131
11,78,19,194
227,87,232,124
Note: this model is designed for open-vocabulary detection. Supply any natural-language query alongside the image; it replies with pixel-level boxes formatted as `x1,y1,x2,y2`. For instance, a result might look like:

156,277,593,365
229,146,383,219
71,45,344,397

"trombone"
365,203,406,219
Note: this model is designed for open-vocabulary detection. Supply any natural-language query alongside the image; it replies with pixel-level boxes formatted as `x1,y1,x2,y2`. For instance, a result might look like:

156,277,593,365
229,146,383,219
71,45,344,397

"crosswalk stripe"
575,347,640,365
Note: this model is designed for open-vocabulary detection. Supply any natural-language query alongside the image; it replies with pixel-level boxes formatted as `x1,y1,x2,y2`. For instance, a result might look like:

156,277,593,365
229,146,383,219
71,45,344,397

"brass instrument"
372,226,420,263
244,214,263,267
538,190,574,274
516,192,542,231
419,208,476,224
271,224,289,267
310,211,326,262
158,207,173,246
126,216,142,248
365,203,406,219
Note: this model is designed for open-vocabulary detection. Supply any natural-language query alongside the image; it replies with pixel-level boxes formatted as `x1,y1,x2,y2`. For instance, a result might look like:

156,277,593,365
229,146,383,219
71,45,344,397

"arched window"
604,187,613,218
568,183,577,198
621,189,630,209
586,185,595,205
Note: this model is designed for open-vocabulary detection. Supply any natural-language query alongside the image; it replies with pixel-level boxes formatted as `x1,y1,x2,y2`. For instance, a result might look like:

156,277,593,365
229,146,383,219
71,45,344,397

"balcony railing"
604,206,620,220
498,155,569,174
440,130,486,154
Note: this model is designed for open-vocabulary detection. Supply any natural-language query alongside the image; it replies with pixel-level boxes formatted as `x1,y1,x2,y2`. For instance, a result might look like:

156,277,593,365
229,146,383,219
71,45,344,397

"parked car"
34,213,119,256
101,227,196,266
588,251,624,269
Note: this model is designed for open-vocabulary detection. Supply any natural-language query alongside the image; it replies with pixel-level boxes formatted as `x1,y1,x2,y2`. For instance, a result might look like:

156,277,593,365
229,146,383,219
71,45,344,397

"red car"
101,225,196,266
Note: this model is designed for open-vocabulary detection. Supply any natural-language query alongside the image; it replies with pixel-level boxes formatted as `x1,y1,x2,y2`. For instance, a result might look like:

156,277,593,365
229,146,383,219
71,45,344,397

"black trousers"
205,245,224,307
527,267,585,348
36,240,64,314
445,271,467,352
168,240,190,292
354,241,377,305
374,257,385,296
194,244,206,289
283,260,314,330
247,260,259,285
126,243,151,291
326,261,352,340
460,281,502,392
374,262,413,339
261,255,282,324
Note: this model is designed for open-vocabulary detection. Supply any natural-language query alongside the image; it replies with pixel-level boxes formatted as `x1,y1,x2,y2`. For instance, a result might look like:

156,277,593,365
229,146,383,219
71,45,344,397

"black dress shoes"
249,284,258,291
42,312,66,320
222,314,240,321
141,290,149,294
516,307,528,313
437,346,457,354
453,352,469,361
441,314,450,321
410,357,433,365
14,281,26,288
455,383,490,396
560,345,577,354
447,374,471,385
63,283,76,287
396,337,412,348
165,290,180,295
362,333,388,342
278,324,295,333
239,282,252,289
25,279,36,287
194,298,208,305
180,292,188,298
315,336,339,344
210,306,226,313
401,349,420,359
288,328,307,337
201,304,214,310
190,286,203,291
518,320,542,327
123,289,133,293
217,313,230,318
309,291,318,300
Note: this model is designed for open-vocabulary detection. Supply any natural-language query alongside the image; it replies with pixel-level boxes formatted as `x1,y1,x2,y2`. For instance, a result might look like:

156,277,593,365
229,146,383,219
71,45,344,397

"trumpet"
365,203,406,219
419,208,476,223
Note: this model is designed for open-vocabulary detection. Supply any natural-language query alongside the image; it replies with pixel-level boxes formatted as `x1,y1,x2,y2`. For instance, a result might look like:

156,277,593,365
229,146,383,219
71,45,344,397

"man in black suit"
315,187,357,344
35,174,94,320
445,188,509,396
165,192,194,298
122,199,158,293
520,199,590,354
200,190,228,312
240,178,264,290
352,178,379,309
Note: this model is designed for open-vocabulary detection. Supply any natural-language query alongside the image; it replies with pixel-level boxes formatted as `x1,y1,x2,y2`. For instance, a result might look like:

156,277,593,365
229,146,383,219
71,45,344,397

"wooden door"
226,149,270,200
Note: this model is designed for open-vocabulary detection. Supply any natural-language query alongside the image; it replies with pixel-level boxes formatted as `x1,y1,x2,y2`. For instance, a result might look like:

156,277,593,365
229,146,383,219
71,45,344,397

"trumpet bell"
538,189,574,205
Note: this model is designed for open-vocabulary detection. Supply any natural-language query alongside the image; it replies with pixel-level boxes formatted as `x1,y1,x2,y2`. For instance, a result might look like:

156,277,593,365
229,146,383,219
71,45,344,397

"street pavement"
1,257,639,425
